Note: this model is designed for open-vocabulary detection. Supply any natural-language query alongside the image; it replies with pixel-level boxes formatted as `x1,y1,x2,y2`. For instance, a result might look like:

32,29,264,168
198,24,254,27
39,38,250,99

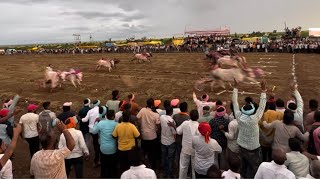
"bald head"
310,160,320,178
272,148,286,165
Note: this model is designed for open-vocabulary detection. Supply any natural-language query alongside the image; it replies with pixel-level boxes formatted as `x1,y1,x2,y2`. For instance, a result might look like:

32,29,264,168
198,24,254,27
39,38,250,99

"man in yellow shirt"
113,111,140,176
259,102,284,162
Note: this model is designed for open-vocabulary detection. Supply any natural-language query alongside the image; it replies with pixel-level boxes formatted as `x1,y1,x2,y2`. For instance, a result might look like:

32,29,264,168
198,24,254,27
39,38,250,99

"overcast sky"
1,0,319,45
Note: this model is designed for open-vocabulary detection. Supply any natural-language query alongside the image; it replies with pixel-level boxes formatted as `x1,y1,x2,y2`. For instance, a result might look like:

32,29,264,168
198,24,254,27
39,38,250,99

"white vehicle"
6,49,17,54
0,49,5,55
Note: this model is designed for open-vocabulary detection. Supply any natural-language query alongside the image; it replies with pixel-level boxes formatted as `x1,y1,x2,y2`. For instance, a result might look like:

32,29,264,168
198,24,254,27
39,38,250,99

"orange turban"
66,117,77,129
154,100,161,108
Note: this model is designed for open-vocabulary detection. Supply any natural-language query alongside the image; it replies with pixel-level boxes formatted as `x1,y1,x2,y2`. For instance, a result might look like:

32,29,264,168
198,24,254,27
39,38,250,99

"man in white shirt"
19,104,40,158
0,139,13,179
176,110,199,179
254,149,295,179
284,138,309,178
58,117,89,178
160,106,176,178
193,92,215,117
82,100,100,166
121,147,156,179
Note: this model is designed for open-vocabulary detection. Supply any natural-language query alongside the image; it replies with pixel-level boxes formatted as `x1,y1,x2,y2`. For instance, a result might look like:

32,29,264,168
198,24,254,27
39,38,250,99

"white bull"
131,53,152,63
195,67,264,91
60,69,83,88
217,56,239,68
42,68,61,91
96,59,115,72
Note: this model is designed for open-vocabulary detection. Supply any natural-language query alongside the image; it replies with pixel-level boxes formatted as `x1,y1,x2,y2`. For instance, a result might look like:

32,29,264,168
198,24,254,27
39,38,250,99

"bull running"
195,48,265,91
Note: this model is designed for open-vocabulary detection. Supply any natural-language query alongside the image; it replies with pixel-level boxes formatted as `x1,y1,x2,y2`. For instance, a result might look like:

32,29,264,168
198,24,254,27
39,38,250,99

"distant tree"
141,36,147,41
273,30,277,33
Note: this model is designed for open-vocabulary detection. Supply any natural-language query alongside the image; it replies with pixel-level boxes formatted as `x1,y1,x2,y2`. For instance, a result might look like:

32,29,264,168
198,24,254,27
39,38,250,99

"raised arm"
293,88,303,117
8,95,20,114
253,81,267,121
56,121,75,151
0,124,21,170
232,88,241,120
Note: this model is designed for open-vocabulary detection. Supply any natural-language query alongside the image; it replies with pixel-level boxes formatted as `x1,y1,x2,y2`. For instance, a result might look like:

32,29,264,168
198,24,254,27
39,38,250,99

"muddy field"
0,52,319,178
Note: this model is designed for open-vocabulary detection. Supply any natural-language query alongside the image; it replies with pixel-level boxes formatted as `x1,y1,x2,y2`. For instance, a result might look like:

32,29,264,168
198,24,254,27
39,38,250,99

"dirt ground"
0,52,319,178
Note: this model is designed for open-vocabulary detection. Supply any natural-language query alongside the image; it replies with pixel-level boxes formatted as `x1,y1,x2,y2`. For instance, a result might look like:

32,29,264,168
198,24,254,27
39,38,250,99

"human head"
123,103,131,111
198,122,211,143
146,98,154,108
65,116,77,129
201,94,209,102
287,100,297,110
62,102,72,112
190,109,199,121
216,100,223,107
83,98,91,107
283,109,295,125
241,103,255,116
163,100,171,109
28,104,38,113
276,98,285,108
288,138,302,152
0,109,9,118
245,96,253,104
112,89,119,100
309,99,318,111
165,106,173,116
107,110,115,120
39,130,56,150
272,148,286,165
154,100,161,109
206,164,222,178
216,106,226,117
228,154,241,173
310,160,320,178
99,106,108,119
122,111,131,122
314,111,320,122
128,147,144,167
128,94,135,101
267,102,276,111
92,100,100,107
42,101,51,110
171,99,180,108
203,106,210,115
179,102,188,113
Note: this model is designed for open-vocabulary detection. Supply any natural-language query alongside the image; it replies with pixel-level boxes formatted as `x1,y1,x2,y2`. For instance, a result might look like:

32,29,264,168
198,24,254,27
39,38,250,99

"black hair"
165,106,173,115
43,101,50,109
203,106,210,111
276,98,285,108
314,111,320,122
83,99,89,105
228,154,241,173
309,99,318,110
283,110,295,125
216,100,223,106
128,94,134,100
289,138,302,152
128,147,144,166
267,102,276,110
163,100,171,109
63,106,70,112
207,164,222,179
190,110,199,121
179,102,188,112
112,89,119,100
146,98,154,108
39,132,53,149
107,110,115,119
245,96,253,103
122,111,131,122
123,103,131,111
288,103,297,110
217,106,224,112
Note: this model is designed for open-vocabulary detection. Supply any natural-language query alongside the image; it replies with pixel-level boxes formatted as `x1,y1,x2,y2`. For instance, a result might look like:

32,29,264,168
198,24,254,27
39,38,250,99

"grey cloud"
61,11,126,19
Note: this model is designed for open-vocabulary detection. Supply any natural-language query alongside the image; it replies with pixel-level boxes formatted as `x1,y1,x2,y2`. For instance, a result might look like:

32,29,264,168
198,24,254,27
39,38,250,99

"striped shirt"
232,88,267,150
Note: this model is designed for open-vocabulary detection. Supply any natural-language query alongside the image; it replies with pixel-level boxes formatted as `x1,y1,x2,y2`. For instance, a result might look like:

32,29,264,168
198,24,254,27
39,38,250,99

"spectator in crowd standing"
78,99,91,147
106,89,121,113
